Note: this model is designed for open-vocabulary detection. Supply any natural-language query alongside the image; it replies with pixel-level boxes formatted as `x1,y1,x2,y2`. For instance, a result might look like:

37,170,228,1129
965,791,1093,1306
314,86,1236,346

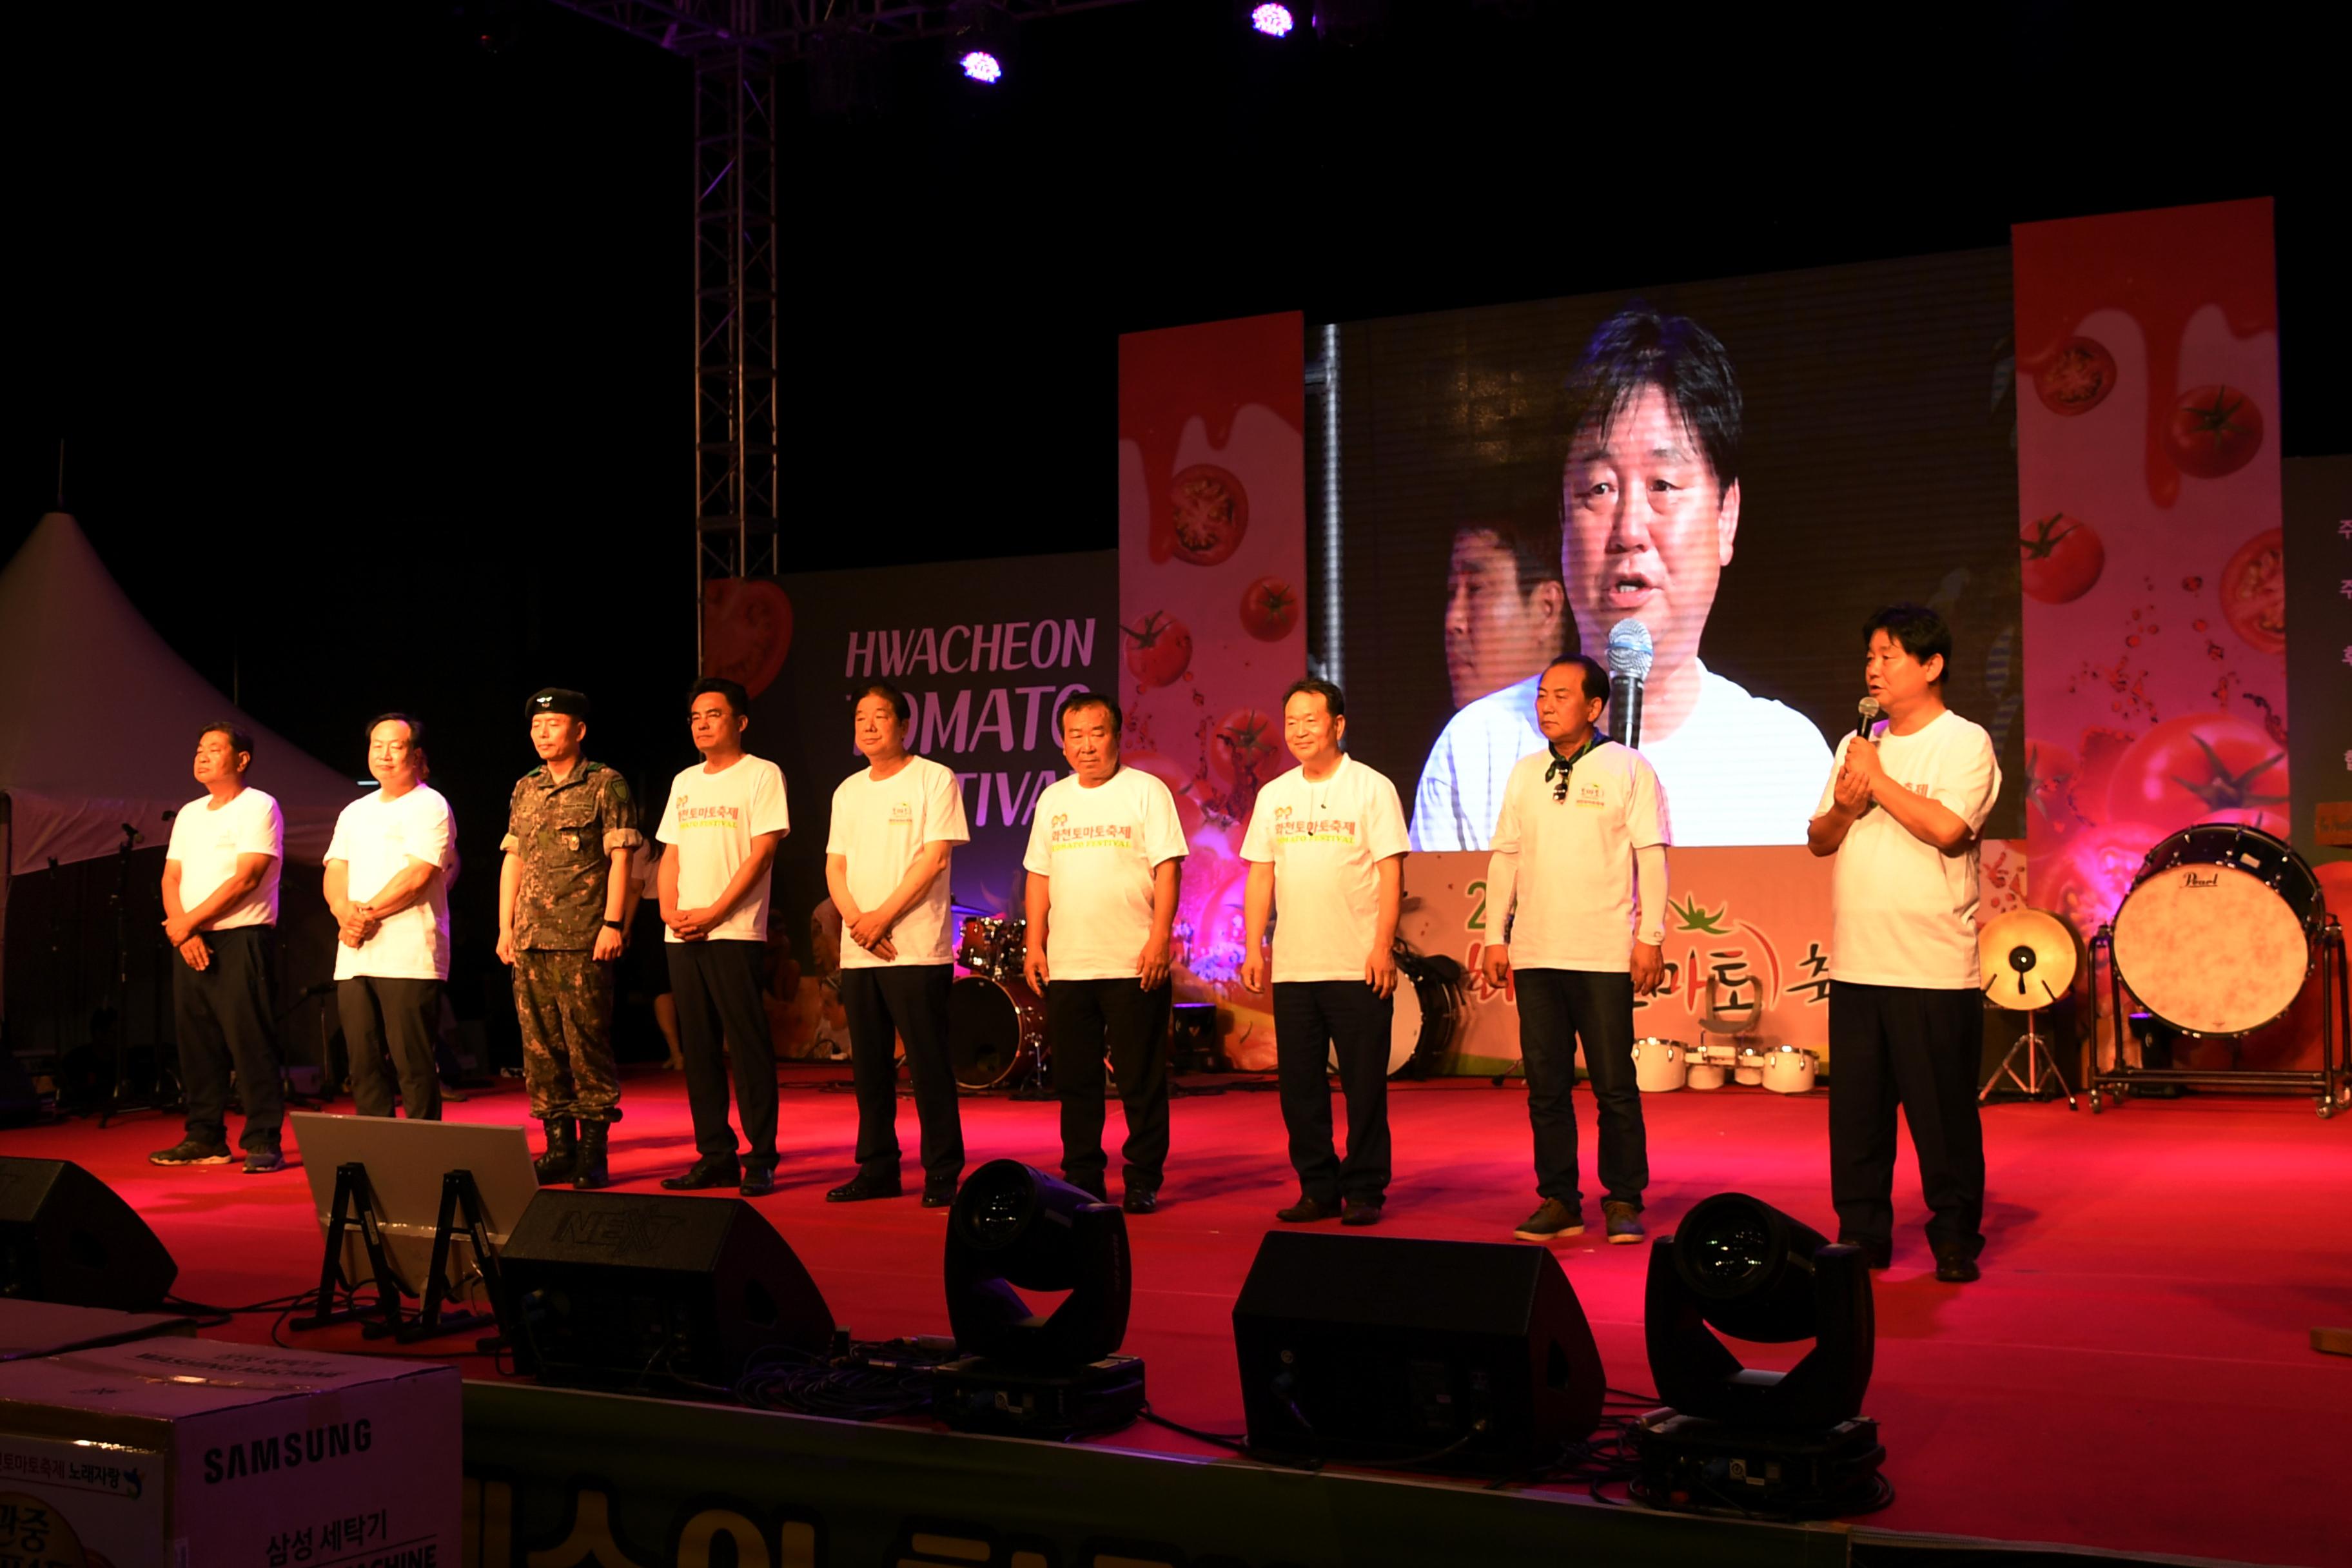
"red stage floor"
12,1065,2347,1566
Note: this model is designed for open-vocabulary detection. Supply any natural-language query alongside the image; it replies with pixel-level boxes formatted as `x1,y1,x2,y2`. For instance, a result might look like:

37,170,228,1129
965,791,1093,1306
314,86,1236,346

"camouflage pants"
514,949,620,1122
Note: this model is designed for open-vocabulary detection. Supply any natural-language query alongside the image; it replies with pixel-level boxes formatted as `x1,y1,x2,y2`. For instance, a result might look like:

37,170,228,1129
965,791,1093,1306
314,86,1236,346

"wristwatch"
602,918,623,930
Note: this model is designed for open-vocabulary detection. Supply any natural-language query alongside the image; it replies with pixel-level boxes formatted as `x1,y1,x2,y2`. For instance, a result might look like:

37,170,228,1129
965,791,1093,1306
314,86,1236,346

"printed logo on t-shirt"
674,797,742,830
890,800,914,822
1046,810,1134,853
1576,779,1606,808
1269,803,1358,847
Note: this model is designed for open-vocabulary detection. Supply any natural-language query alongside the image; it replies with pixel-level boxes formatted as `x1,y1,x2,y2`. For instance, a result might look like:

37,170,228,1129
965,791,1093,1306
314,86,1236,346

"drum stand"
2090,916,2349,1119
1979,1006,2075,1109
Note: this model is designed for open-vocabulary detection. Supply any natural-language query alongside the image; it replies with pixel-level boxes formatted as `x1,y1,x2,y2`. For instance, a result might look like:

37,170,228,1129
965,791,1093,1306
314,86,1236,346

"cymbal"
1979,907,2078,1011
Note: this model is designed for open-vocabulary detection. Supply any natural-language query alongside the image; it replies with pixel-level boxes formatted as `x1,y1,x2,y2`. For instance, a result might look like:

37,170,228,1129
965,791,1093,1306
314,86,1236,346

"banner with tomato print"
2013,199,2306,1067
1117,313,1307,1071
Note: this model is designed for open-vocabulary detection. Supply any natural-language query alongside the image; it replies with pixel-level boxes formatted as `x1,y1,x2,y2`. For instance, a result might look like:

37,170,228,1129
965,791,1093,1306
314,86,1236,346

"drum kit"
946,916,1473,1092
2090,823,2347,1117
1630,1037,1818,1094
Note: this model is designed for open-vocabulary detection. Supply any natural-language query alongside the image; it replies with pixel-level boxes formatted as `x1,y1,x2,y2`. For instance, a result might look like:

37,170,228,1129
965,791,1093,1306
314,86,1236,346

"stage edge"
460,1379,1848,1568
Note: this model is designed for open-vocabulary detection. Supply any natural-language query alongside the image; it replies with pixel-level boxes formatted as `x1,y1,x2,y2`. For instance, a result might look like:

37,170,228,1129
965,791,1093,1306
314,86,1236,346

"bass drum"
949,974,1045,1090
2110,823,2324,1038
1329,951,1464,1078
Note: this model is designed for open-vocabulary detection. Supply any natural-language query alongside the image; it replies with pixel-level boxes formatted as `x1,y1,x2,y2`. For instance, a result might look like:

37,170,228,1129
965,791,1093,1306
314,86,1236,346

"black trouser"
339,975,443,1121
1048,977,1172,1193
1829,981,1987,1259
1272,979,1393,1206
839,963,961,1186
1515,966,1647,1211
173,926,286,1152
667,940,778,1165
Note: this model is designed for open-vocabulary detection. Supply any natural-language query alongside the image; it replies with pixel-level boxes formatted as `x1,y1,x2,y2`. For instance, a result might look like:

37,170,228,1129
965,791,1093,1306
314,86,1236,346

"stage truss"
543,0,1146,669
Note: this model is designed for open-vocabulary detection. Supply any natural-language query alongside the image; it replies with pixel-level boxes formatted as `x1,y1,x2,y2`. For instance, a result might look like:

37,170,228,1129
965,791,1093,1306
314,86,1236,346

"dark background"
1326,248,2026,838
8,0,2343,1050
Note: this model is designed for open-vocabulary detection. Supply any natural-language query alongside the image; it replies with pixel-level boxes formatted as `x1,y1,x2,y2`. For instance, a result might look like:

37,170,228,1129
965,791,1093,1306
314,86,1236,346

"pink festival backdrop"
1117,313,1308,1072
2012,199,2318,1070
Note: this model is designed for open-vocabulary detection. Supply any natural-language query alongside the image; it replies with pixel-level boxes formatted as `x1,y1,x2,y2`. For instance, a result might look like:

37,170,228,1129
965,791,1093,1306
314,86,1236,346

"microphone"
1605,619,1654,750
1854,696,1881,741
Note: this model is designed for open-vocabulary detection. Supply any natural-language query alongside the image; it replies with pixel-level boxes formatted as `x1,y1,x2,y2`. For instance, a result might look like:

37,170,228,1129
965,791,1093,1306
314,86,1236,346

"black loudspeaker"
1232,1231,1605,1473
0,1158,179,1311
498,1191,834,1395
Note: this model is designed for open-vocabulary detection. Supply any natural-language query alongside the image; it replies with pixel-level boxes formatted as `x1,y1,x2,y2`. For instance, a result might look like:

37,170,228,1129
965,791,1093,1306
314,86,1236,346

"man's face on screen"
1562,383,1740,683
1446,529,1565,707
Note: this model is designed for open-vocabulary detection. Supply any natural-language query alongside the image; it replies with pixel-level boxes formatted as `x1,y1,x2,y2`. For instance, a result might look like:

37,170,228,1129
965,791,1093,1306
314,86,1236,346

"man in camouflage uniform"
498,688,641,1188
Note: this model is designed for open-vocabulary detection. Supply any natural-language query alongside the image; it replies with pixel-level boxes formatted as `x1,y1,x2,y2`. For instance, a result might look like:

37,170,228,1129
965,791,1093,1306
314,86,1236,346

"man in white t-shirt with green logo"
150,722,289,1173
1482,654,1669,1246
1023,691,1188,1214
325,713,456,1122
1808,603,2001,1284
656,678,791,1196
824,680,973,1208
1242,678,1411,1227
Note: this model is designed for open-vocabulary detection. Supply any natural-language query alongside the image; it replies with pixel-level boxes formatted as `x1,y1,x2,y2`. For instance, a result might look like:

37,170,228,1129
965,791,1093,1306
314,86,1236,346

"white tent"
0,513,363,1024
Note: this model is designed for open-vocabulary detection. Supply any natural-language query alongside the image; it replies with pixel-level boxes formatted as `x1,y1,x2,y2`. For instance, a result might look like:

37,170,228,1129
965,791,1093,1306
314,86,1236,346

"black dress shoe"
826,1172,904,1202
1933,1249,1981,1284
1276,1196,1339,1224
1065,1175,1110,1202
1340,1197,1385,1227
1122,1189,1158,1215
660,1155,741,1191
921,1181,959,1209
739,1164,776,1197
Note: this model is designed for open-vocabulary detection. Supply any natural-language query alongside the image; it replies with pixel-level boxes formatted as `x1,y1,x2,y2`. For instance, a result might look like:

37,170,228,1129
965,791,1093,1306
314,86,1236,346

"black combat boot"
533,1118,577,1185
572,1121,611,1190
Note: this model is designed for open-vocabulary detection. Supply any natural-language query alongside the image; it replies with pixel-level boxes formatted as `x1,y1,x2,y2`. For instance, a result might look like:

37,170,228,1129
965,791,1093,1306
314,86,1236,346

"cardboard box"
0,1300,194,1362
0,1340,458,1567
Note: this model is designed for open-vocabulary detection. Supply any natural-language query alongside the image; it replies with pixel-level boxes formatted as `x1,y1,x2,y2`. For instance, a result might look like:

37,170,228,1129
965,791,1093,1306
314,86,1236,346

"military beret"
526,687,591,721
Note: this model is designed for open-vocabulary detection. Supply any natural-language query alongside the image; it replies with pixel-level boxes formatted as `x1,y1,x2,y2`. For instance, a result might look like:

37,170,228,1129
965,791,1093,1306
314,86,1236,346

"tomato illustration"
2018,513,2104,603
2106,713,2288,832
2032,337,2117,416
1122,610,1193,689
1209,706,1280,785
1168,464,1249,566
1122,750,1208,841
1239,576,1300,642
2023,738,2081,837
2217,528,2285,655
700,578,793,698
2164,385,2264,479
2034,822,2164,941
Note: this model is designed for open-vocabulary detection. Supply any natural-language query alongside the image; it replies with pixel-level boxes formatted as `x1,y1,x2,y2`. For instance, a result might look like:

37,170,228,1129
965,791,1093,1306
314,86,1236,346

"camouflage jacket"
502,759,642,950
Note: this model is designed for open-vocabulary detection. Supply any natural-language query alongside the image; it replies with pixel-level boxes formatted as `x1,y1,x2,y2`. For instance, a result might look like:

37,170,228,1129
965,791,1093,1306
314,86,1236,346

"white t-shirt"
326,784,456,981
1485,741,1668,972
1410,661,1832,851
826,755,972,969
656,754,790,943
1240,755,1410,985
166,787,284,930
1022,767,1190,982
1814,710,2001,988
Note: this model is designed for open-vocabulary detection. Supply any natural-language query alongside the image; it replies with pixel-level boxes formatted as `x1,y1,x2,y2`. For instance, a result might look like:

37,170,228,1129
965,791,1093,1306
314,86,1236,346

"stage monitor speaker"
1232,1231,1604,1473
0,1157,178,1312
499,1190,834,1395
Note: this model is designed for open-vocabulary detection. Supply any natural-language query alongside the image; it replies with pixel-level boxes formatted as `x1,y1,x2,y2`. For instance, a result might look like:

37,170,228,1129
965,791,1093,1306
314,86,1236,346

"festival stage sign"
1119,312,1308,1070
705,553,1118,1056
1399,843,2028,1073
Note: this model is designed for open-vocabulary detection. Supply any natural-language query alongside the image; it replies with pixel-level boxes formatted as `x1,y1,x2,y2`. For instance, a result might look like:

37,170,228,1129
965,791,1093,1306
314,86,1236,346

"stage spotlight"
946,0,1017,86
943,1160,1129,1366
1645,1191,1873,1427
1249,3,1298,37
1636,1192,1886,1516
934,1161,1144,1437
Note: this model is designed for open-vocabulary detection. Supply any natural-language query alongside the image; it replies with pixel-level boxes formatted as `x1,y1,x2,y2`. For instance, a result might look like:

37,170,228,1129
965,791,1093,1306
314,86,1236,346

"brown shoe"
1340,1197,1385,1228
1602,1200,1646,1244
1513,1199,1585,1241
1276,1196,1340,1223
